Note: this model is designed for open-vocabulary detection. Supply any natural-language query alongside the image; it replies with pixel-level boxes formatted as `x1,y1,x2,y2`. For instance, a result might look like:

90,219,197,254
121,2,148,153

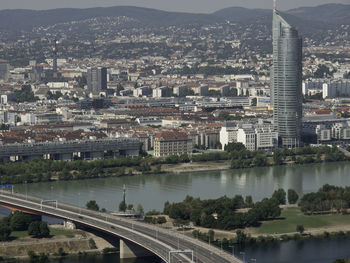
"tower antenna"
273,0,277,11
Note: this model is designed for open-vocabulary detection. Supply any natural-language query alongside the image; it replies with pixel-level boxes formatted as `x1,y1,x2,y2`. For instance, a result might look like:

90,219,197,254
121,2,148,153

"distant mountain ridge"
287,4,350,23
0,3,349,31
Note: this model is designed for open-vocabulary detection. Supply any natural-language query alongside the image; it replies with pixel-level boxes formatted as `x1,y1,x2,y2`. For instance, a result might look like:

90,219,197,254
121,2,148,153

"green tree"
245,196,254,208
273,149,284,165
272,189,286,205
136,204,144,216
28,221,41,237
157,217,167,224
0,221,11,241
127,204,134,210
296,224,304,234
235,230,248,244
119,201,127,212
39,222,50,237
57,247,66,257
10,211,33,231
89,238,97,249
86,200,99,211
225,142,245,152
288,189,299,204
208,229,215,243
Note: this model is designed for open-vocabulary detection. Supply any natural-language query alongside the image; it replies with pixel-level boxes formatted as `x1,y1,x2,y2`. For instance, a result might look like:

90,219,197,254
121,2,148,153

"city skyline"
0,0,348,13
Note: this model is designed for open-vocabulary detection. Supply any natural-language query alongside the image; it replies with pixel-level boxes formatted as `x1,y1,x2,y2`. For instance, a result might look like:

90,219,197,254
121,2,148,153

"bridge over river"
0,191,242,263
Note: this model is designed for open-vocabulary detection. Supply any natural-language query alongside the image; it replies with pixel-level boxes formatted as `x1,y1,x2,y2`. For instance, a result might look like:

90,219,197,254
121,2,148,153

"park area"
254,207,350,235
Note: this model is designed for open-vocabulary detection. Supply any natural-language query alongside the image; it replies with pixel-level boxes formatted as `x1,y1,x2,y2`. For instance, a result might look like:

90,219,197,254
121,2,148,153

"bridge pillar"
120,239,153,259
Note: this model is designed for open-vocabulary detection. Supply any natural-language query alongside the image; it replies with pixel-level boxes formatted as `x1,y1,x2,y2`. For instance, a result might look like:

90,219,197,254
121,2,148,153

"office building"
87,67,107,96
271,7,303,148
0,60,9,81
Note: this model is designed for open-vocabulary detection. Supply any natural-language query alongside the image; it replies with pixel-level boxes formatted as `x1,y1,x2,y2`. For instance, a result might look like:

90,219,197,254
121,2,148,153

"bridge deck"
0,191,242,263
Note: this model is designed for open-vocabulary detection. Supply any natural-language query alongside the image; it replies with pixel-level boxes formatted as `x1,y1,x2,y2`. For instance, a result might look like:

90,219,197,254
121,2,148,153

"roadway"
0,191,242,263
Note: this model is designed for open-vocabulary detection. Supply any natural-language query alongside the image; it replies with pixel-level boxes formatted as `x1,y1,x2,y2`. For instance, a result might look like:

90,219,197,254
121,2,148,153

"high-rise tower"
271,2,302,148
52,38,58,73
87,67,107,96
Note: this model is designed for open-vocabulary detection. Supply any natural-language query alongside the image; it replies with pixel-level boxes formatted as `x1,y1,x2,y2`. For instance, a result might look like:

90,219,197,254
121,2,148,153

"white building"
152,86,168,98
332,123,350,140
237,127,256,151
255,127,278,151
323,81,350,99
133,86,152,97
219,122,239,150
222,122,278,151
316,124,331,142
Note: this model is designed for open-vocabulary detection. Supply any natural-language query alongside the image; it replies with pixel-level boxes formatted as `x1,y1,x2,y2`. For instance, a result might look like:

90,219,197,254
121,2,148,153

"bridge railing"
0,190,241,263
0,190,180,262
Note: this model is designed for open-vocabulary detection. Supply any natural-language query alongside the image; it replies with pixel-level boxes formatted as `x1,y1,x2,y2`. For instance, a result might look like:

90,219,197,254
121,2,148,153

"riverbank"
0,225,115,259
161,160,230,173
0,144,348,185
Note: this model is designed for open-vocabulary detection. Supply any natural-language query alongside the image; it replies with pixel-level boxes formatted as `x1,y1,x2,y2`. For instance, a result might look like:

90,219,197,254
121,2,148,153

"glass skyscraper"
271,9,303,148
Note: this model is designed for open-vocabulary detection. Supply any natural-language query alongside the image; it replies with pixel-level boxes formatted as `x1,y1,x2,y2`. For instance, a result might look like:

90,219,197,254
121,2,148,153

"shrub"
296,225,304,234
89,238,97,249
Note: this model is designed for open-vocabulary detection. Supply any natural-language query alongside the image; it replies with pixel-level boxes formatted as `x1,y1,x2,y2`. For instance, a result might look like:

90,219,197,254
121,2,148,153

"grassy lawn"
10,227,75,239
10,231,30,239
49,227,75,238
257,207,350,234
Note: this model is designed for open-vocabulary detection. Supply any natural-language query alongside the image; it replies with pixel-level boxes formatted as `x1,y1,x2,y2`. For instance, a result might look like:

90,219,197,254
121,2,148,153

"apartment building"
154,131,192,157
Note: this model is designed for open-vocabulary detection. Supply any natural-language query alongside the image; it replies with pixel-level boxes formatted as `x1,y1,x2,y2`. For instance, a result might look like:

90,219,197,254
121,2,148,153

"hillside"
287,4,350,24
0,3,349,32
212,7,270,22
0,6,222,31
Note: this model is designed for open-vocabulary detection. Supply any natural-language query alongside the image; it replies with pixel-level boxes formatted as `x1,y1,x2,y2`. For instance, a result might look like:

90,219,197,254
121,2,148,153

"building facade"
0,61,9,81
87,67,107,96
154,131,192,157
271,10,302,148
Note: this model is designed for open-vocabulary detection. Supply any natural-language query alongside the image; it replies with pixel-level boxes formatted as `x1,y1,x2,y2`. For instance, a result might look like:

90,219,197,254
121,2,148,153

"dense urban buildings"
0,4,348,159
271,9,303,148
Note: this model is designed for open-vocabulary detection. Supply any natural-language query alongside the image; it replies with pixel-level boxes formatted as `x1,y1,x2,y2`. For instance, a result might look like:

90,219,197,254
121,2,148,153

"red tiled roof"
155,131,188,141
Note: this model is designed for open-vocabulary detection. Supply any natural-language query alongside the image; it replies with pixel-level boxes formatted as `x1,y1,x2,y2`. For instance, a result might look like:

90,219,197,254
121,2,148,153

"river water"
8,161,350,262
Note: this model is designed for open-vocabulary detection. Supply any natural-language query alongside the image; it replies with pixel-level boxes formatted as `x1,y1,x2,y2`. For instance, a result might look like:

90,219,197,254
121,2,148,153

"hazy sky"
0,0,348,12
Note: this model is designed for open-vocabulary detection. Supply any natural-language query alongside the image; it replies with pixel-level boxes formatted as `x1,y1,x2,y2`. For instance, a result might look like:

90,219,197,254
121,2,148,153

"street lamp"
240,252,246,263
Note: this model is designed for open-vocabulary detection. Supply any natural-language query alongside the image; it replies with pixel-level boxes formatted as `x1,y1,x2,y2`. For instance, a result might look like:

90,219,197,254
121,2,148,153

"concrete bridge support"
120,239,153,259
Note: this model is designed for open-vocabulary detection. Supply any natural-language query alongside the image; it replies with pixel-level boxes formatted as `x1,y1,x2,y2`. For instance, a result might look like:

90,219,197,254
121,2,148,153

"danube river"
10,161,350,262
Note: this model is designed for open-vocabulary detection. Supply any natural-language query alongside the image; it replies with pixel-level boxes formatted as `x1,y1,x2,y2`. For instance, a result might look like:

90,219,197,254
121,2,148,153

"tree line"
0,152,230,185
0,143,347,185
162,189,299,231
0,211,50,241
299,184,350,214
